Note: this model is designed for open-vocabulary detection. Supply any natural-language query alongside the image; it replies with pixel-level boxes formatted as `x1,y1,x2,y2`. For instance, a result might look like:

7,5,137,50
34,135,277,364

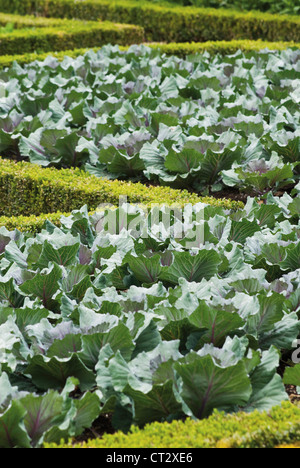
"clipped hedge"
2,0,300,43
0,13,143,55
276,442,300,448
0,158,243,218
0,11,81,28
43,402,300,448
0,39,299,69
146,39,300,57
0,25,143,56
0,212,67,233
124,0,300,16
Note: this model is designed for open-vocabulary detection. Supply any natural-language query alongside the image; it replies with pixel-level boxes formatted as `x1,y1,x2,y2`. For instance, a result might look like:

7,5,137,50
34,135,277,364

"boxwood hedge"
1,0,300,43
0,12,144,55
0,39,299,69
0,158,243,218
43,401,300,448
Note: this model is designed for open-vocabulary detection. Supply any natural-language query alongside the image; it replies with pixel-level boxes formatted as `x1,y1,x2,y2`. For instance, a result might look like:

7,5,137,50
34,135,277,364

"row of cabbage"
0,45,299,197
0,183,300,447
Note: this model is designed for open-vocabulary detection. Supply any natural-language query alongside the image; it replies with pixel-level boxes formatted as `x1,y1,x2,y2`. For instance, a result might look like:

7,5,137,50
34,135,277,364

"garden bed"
0,46,299,202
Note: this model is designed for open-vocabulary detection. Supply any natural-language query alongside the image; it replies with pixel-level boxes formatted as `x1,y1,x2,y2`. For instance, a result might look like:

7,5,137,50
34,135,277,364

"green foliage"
0,158,241,218
222,155,298,197
0,0,299,451
284,366,300,384
0,194,299,446
0,40,299,71
148,39,300,56
276,441,300,448
0,212,66,233
131,0,300,16
43,401,300,448
0,0,300,42
0,22,14,33
1,0,300,43
0,11,83,28
0,46,298,197
0,12,144,56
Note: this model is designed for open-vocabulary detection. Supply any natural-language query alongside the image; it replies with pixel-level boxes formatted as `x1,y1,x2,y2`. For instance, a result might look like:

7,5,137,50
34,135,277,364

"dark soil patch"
209,188,248,203
205,186,296,205
74,413,115,444
286,385,300,405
